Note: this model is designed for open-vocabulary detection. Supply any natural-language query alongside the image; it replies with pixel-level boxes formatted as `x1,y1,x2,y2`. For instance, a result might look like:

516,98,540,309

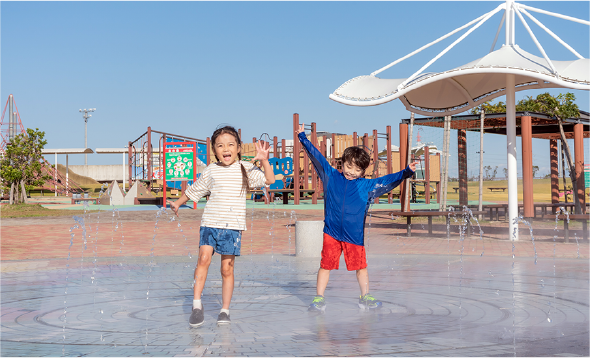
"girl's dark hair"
342,146,370,171
211,125,250,193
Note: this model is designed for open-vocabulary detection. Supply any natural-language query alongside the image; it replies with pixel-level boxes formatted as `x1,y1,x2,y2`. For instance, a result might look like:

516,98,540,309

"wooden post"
406,114,414,211
331,133,336,167
281,139,286,159
206,137,211,165
458,128,468,207
128,141,133,192
293,113,300,205
574,123,586,213
521,115,534,218
425,146,430,204
273,136,278,159
311,123,318,205
399,123,408,210
373,129,379,203
147,126,152,186
550,139,559,211
386,125,393,204
353,132,357,146
436,153,441,204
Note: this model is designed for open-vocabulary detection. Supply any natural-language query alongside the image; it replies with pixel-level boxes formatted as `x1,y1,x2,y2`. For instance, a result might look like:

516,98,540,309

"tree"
491,166,498,180
517,92,581,213
470,101,507,115
503,168,508,178
0,128,51,204
532,165,539,178
484,165,492,179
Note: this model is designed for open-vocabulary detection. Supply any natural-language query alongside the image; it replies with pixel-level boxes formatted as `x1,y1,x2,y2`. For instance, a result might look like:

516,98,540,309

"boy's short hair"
342,146,370,171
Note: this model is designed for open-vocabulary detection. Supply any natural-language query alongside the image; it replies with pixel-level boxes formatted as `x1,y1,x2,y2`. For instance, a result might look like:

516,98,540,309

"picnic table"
488,187,507,192
392,210,486,237
558,214,589,242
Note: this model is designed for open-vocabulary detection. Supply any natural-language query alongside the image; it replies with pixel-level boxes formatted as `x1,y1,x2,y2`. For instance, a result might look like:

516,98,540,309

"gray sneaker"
217,312,231,324
308,295,326,312
358,293,382,310
189,306,204,327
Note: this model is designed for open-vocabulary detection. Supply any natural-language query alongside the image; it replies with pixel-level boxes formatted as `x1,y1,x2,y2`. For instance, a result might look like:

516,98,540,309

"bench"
392,210,486,237
70,197,99,205
248,189,316,204
488,187,507,192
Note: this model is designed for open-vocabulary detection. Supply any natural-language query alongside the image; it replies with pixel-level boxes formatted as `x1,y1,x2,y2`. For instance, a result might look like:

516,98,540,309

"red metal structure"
1,94,83,196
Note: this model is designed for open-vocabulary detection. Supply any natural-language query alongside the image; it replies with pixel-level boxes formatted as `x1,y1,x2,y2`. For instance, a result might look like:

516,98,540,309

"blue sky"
1,1,588,176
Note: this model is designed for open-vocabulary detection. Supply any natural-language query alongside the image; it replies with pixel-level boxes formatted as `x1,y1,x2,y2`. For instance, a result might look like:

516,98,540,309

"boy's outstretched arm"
296,123,334,183
370,161,419,198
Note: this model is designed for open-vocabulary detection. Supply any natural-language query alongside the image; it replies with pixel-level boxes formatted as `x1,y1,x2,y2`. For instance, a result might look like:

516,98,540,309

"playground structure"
0,94,85,199
128,127,206,207
125,118,441,207
290,113,440,207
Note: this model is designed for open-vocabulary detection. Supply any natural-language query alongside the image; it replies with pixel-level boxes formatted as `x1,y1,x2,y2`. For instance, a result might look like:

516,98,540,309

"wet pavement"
1,207,589,356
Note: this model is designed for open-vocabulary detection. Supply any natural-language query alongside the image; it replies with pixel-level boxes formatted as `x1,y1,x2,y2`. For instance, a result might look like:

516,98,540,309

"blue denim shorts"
199,226,242,256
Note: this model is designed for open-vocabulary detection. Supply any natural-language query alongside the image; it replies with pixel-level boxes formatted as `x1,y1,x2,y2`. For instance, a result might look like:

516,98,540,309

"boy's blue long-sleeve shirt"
298,132,414,246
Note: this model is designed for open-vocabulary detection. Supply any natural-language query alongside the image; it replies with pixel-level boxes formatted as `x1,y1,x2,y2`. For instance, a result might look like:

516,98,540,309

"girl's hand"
409,161,419,172
169,200,180,217
295,123,304,135
253,140,271,162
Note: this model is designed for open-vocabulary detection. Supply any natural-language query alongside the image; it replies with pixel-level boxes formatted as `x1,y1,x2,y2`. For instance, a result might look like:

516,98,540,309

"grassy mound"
0,203,85,218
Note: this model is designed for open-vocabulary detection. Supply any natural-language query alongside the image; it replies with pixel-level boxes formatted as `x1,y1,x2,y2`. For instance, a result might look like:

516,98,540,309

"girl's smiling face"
214,133,241,166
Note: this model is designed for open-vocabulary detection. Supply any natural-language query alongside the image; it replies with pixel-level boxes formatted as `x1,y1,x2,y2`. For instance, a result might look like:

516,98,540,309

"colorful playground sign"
163,141,197,209
165,148,194,181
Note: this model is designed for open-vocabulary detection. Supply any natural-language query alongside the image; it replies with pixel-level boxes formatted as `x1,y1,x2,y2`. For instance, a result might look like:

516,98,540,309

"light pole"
79,108,96,167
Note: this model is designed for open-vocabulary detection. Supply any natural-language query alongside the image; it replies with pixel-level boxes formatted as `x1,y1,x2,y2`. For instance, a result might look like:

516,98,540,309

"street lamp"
79,108,96,166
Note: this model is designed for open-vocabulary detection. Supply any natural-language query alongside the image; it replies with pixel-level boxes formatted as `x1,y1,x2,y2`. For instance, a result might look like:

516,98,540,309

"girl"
170,125,275,327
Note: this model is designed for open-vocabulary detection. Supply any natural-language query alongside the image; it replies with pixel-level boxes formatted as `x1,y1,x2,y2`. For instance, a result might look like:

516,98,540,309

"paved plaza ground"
1,203,589,356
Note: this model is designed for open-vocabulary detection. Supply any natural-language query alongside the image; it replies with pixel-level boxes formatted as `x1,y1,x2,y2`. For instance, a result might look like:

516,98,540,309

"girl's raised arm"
253,140,275,185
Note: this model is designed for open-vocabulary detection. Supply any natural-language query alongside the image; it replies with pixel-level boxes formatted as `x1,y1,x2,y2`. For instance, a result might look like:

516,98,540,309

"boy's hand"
295,123,304,135
253,140,271,162
409,161,419,172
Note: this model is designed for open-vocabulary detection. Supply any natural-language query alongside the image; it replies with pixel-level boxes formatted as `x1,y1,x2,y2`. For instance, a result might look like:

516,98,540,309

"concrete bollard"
295,221,324,257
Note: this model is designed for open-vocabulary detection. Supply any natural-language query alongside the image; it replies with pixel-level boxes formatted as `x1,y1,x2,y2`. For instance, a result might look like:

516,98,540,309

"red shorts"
320,233,367,271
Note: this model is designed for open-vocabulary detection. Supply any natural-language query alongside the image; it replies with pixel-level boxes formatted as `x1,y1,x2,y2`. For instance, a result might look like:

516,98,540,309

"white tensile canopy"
330,44,589,115
329,0,589,240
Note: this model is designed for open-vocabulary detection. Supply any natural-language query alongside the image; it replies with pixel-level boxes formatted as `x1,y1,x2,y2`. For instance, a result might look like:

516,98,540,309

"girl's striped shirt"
185,161,267,231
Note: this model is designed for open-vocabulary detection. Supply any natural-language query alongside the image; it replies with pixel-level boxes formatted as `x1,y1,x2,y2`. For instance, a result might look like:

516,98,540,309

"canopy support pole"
506,74,518,241
478,111,484,221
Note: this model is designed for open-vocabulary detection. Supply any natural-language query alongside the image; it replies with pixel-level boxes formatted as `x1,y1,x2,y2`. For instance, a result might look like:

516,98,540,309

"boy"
296,124,417,311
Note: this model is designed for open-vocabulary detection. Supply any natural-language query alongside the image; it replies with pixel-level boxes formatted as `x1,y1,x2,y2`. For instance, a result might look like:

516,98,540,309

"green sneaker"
308,295,326,312
358,293,382,309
